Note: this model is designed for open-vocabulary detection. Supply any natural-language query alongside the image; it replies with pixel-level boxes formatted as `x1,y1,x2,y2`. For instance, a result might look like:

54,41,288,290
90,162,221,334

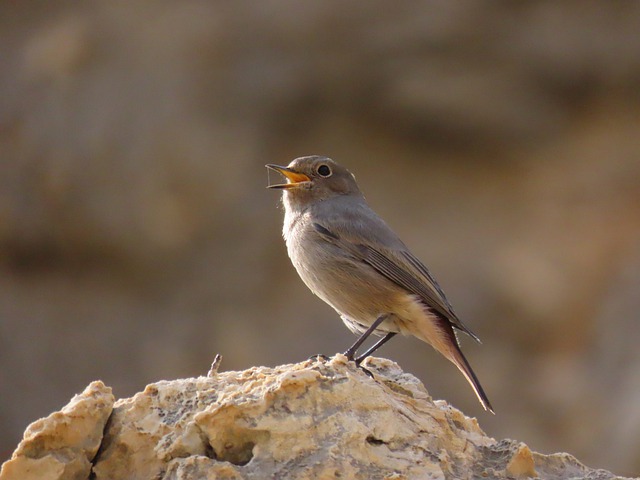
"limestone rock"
1,358,632,479
0,381,114,480
3,3,640,472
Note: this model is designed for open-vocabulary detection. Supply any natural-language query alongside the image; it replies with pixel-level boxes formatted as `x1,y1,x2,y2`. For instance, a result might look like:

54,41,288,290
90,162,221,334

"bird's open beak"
265,164,311,189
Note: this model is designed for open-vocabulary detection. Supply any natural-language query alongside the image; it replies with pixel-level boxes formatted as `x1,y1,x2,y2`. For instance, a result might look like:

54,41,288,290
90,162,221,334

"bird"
266,155,493,413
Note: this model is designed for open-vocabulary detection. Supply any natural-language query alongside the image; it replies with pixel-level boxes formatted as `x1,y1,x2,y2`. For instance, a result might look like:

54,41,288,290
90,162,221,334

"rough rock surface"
2,3,640,474
0,358,631,480
0,381,113,480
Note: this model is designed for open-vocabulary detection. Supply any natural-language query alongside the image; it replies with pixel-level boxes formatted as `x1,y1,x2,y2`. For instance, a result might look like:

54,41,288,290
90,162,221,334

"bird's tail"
402,301,494,413
448,342,494,414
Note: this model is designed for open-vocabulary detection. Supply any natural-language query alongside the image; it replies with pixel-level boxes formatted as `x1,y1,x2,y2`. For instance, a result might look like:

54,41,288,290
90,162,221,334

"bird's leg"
343,314,388,361
354,332,397,366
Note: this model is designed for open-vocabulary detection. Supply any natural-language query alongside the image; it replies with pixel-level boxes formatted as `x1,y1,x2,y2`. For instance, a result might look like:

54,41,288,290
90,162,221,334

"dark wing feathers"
312,223,340,240
313,222,480,342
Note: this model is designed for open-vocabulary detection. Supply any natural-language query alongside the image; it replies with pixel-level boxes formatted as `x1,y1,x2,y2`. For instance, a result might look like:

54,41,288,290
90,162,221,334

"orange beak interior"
266,164,311,189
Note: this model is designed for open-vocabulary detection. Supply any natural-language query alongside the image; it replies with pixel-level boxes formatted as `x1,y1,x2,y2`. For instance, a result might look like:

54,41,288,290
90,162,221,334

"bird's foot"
354,353,368,366
343,354,373,377
342,348,356,362
357,364,374,378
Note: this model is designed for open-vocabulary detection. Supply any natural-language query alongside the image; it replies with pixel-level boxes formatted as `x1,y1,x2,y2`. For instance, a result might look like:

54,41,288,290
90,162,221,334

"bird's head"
266,156,361,209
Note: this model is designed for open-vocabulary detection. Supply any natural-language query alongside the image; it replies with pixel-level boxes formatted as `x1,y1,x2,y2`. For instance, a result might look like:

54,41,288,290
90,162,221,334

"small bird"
266,156,493,413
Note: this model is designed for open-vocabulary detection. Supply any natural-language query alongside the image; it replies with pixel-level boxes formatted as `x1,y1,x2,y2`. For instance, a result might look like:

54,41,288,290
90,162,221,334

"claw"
358,364,374,378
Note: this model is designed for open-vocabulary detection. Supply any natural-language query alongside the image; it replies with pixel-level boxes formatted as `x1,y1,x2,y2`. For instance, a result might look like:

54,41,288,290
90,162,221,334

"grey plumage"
267,155,493,413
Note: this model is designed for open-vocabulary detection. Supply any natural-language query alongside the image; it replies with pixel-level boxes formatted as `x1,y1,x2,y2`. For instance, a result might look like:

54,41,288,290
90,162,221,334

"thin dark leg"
355,332,397,365
343,315,388,361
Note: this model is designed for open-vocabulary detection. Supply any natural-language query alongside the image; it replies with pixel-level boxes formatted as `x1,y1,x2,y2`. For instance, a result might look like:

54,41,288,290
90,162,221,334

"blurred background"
1,1,640,476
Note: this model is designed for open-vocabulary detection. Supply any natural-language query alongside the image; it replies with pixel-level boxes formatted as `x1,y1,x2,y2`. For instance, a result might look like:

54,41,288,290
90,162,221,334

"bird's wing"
313,221,480,342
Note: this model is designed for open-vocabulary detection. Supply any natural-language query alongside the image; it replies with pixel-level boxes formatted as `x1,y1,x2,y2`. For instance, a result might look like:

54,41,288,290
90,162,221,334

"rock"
2,358,630,479
3,3,640,473
0,381,114,480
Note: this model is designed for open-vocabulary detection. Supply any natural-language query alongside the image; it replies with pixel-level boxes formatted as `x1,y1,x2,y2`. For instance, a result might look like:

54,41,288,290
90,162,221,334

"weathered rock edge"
0,356,632,480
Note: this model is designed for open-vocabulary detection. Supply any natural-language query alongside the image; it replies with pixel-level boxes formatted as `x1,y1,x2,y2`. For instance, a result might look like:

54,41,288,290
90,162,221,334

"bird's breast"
283,215,403,325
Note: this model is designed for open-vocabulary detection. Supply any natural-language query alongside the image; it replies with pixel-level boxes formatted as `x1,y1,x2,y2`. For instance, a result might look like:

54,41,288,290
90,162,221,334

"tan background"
1,1,640,476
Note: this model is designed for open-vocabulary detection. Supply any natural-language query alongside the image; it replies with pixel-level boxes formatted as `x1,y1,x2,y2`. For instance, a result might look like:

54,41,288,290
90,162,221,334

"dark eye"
317,164,332,177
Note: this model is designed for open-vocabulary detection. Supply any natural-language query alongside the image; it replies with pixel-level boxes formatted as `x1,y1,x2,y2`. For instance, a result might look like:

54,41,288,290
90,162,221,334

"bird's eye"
317,164,332,177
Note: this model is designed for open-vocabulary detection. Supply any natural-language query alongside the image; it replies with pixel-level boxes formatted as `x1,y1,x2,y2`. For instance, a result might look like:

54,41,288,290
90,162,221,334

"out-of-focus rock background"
1,1,639,475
